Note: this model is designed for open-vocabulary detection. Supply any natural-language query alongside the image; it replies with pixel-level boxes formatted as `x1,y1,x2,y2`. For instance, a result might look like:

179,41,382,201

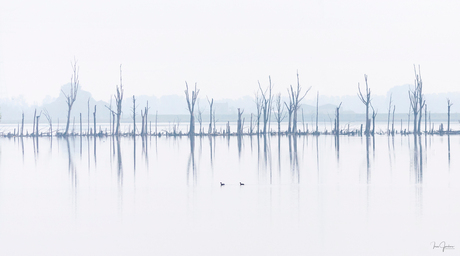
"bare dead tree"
141,109,145,135
43,109,52,136
132,95,137,136
87,98,90,135
35,110,42,137
155,110,158,135
274,93,287,134
114,65,124,136
387,93,392,134
288,71,311,134
21,112,24,136
196,100,203,135
284,100,293,133
371,104,377,136
335,102,342,135
392,105,395,135
258,76,274,135
249,113,255,135
315,91,319,134
185,82,199,136
207,97,214,135
237,108,244,135
409,65,425,134
424,104,427,134
93,105,97,136
63,58,79,136
254,91,262,135
447,99,453,134
32,109,36,136
357,74,372,136
144,101,149,136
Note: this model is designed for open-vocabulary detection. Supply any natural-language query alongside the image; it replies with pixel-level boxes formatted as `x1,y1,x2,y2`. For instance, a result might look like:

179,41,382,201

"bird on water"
220,182,225,186
240,182,244,186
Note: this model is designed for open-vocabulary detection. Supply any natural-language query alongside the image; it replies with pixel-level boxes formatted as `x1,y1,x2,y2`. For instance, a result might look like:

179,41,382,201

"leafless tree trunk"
143,101,149,135
35,111,41,137
409,65,425,134
237,108,244,135
387,93,392,134
132,95,137,136
250,113,254,135
114,65,124,136
335,102,342,135
93,105,97,136
32,109,36,136
207,97,214,135
284,101,293,133
357,74,372,136
371,104,377,136
255,92,262,135
155,110,158,135
196,100,203,135
185,82,199,136
424,105,427,134
315,91,319,134
63,59,79,136
141,109,145,136
87,98,90,135
21,112,24,136
43,109,52,136
258,76,274,135
447,99,453,134
392,106,395,135
274,93,286,135
288,71,311,135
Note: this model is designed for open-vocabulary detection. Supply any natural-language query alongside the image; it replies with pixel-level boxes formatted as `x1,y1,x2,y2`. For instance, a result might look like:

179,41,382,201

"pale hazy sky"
1,0,459,104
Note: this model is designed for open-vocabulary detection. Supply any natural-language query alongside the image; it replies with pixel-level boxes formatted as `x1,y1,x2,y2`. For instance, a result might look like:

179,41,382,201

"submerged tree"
288,71,311,134
114,65,124,136
409,65,425,134
185,82,199,136
447,99,453,134
207,97,214,135
62,59,80,136
258,76,274,135
237,108,244,135
357,74,372,136
274,93,286,134
254,91,262,135
387,93,392,135
335,102,342,135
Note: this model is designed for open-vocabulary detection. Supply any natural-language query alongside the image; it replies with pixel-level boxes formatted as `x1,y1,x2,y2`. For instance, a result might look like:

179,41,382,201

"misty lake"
0,127,459,255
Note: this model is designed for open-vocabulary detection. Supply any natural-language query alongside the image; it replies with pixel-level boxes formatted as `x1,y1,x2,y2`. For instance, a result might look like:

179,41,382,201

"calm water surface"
0,134,459,255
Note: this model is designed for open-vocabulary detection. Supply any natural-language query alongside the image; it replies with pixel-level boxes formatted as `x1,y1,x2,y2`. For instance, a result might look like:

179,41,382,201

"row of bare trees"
28,61,454,138
183,72,312,137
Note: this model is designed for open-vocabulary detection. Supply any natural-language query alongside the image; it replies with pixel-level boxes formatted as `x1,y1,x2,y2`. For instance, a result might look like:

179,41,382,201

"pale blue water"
0,134,458,255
